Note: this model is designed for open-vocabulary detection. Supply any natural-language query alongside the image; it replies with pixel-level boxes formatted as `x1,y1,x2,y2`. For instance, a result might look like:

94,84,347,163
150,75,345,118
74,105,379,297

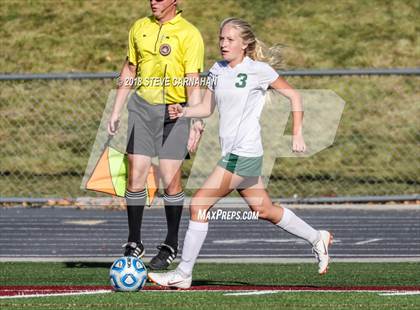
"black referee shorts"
126,92,190,160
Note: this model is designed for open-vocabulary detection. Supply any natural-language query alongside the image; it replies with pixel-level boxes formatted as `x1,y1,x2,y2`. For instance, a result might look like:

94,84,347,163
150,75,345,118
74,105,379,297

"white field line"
224,289,420,296
2,222,420,227
355,238,382,245
2,202,419,210
3,249,420,255
3,222,418,227
224,290,280,296
1,215,419,220
212,238,343,245
2,254,420,258
0,289,111,299
2,289,420,299
61,220,107,225
378,291,420,296
2,227,419,232
2,242,419,247
196,254,420,257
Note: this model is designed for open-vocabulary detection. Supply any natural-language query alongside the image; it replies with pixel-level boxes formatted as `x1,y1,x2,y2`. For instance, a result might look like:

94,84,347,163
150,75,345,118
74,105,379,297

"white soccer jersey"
207,56,279,157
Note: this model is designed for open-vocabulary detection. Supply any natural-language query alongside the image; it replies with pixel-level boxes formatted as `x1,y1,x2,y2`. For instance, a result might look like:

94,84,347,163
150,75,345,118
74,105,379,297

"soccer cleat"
122,242,145,258
148,243,178,270
148,268,192,289
312,230,333,275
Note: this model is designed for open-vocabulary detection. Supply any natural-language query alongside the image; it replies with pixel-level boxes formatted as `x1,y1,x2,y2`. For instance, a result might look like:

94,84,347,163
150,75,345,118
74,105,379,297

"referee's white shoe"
148,268,192,289
312,230,333,274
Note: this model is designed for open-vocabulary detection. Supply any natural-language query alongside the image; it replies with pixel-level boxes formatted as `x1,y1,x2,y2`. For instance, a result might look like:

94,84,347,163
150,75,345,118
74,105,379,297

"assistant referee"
108,0,205,270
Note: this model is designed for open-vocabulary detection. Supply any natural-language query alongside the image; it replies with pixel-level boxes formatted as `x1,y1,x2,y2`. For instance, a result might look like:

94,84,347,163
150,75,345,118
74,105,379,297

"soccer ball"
109,256,147,291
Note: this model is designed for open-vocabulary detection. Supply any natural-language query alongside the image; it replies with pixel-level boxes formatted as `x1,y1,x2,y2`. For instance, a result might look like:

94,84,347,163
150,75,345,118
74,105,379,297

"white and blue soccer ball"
109,256,147,292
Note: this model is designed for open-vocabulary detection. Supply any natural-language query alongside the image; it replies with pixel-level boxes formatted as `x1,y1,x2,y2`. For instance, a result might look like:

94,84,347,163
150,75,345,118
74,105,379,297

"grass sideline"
1,291,419,310
1,0,418,72
0,262,419,309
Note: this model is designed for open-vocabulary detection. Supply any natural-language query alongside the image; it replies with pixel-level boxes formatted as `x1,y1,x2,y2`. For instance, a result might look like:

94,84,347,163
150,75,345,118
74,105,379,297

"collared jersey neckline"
151,10,183,25
224,56,252,70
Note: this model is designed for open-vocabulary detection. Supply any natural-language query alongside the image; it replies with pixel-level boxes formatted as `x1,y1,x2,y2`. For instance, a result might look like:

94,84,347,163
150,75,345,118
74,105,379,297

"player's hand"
292,134,306,153
168,104,185,119
187,120,204,153
107,113,120,136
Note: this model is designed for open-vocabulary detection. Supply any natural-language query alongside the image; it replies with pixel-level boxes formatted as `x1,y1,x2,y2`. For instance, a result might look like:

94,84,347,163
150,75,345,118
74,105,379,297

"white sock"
177,220,208,276
276,208,320,245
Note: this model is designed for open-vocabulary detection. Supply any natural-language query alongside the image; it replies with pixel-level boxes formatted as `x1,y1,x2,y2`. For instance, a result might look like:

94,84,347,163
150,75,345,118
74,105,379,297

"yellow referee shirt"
127,11,204,105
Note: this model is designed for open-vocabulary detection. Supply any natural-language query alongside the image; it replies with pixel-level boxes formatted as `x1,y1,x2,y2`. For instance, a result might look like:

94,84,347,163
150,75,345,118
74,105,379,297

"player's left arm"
270,77,306,153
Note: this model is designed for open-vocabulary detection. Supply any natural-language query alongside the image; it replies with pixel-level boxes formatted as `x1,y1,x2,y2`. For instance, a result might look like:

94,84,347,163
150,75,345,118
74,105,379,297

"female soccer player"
148,18,332,288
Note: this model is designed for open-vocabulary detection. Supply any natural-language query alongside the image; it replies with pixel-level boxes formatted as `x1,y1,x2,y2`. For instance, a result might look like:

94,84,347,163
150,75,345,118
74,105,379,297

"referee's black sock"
125,189,147,244
163,191,185,249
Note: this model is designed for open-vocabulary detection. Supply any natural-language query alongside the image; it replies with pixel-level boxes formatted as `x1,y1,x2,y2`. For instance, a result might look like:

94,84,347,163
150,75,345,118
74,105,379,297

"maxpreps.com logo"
198,209,259,221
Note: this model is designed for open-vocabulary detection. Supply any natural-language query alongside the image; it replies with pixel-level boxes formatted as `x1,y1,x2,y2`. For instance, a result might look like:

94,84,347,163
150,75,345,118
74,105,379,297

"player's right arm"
107,59,137,135
168,88,215,119
108,20,140,135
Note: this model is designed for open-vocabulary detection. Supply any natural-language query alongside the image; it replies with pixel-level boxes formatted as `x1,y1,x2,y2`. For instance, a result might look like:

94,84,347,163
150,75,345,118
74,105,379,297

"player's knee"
189,204,200,217
189,204,208,219
127,185,145,192
161,174,182,194
190,192,212,209
165,183,182,195
127,172,146,191
127,180,145,192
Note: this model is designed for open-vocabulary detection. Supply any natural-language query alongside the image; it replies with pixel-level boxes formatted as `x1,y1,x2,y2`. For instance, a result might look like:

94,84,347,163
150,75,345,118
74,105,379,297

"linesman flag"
85,138,158,206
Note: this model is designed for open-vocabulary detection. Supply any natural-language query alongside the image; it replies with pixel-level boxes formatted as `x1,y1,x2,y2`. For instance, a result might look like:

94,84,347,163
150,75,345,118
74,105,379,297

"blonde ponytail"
220,18,285,70
253,39,285,70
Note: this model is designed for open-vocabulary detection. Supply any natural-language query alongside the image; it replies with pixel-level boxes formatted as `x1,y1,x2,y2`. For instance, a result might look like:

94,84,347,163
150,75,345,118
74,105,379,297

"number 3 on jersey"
235,73,248,88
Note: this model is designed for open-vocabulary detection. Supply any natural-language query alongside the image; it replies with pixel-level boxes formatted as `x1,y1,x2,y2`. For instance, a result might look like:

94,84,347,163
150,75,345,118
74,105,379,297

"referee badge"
159,44,171,56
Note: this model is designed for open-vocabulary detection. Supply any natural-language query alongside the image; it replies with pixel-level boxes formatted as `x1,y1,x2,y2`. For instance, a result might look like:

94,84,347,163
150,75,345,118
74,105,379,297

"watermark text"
198,209,259,221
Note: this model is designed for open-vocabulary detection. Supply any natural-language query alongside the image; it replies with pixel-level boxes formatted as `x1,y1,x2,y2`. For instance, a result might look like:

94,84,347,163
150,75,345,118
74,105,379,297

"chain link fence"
0,73,419,199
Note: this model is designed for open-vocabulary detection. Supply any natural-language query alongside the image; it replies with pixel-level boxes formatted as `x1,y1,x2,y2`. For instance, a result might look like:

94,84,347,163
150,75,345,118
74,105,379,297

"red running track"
1,285,420,297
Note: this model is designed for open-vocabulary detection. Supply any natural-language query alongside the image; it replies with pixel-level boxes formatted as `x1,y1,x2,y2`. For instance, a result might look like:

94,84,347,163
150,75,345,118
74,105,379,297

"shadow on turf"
191,280,319,288
192,280,251,286
62,264,322,289
65,262,111,268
